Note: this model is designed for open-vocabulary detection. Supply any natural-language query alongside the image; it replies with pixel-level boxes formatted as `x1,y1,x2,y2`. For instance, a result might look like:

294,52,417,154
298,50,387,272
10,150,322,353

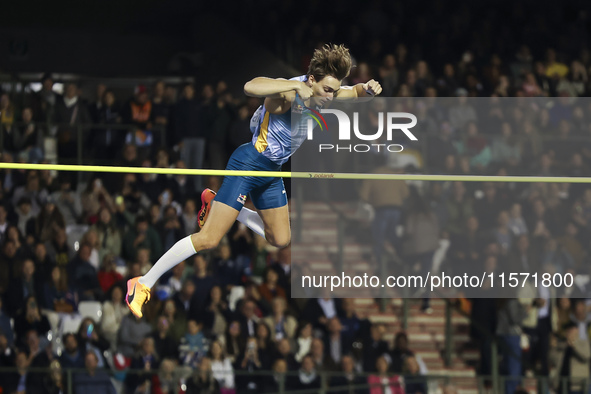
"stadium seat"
60,313,83,334
78,301,103,322
228,286,245,311
66,224,89,251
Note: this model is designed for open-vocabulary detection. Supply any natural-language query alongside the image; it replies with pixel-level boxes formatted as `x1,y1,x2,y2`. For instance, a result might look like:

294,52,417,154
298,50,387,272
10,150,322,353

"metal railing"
0,366,587,394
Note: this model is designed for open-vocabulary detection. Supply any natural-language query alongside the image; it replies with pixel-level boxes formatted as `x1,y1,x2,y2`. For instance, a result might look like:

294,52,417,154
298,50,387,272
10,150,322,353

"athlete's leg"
249,175,290,248
237,207,266,239
140,201,239,288
256,205,291,248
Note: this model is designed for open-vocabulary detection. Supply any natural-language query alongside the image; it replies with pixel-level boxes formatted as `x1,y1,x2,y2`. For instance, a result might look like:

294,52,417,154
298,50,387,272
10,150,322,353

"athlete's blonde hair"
307,44,352,81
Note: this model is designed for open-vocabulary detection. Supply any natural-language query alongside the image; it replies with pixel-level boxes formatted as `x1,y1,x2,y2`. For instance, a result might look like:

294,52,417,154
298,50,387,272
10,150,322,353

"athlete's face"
309,75,341,106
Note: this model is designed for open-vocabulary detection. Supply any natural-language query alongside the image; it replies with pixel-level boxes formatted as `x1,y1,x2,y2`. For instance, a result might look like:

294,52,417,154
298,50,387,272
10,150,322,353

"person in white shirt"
209,340,235,390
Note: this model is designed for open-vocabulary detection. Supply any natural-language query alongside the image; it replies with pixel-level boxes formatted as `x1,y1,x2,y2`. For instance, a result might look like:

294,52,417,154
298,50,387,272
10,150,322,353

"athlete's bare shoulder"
244,76,301,115
264,91,296,115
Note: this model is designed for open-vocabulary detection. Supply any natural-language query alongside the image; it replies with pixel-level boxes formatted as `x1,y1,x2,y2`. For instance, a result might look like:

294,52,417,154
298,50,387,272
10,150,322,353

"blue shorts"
215,143,288,211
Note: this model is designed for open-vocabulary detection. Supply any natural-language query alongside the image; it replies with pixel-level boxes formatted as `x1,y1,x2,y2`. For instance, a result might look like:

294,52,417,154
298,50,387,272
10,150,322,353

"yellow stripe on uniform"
254,112,271,153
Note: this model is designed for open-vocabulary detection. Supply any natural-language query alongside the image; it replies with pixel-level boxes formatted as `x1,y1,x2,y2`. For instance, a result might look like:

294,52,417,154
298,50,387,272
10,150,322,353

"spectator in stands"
122,214,162,262
91,90,124,161
126,336,160,394
201,285,230,338
12,107,42,164
117,313,153,358
5,225,26,261
13,296,50,346
302,294,342,333
67,243,103,301
12,171,48,216
258,267,286,303
43,266,75,313
295,354,322,392
167,160,197,206
89,83,106,123
235,337,264,393
330,354,366,394
219,320,245,364
360,160,409,263
494,211,514,254
4,350,30,394
24,329,51,392
263,297,296,342
123,85,152,132
44,360,66,394
73,351,116,394
363,323,389,373
97,254,123,293
497,297,526,394
186,357,220,394
404,356,428,394
46,228,72,268
136,247,152,276
151,316,179,362
173,83,208,192
181,198,198,237
49,174,81,226
172,279,194,319
81,177,115,224
254,322,272,366
311,337,338,372
53,82,91,161
0,94,17,153
402,187,440,312
0,298,14,347
157,358,182,394
7,258,43,317
92,207,122,265
553,321,590,393
339,298,362,347
238,299,259,338
228,104,254,153
100,285,128,351
77,317,110,368
262,358,291,393
209,340,235,392
557,222,585,269
292,321,312,363
0,204,10,245
161,298,187,343
81,229,100,270
444,182,474,237
390,332,414,374
151,80,171,130
15,197,34,237
163,259,185,295
368,356,404,394
325,317,348,366
180,319,206,367
273,338,297,370
59,333,85,369
0,240,18,297
32,73,59,122
157,204,185,251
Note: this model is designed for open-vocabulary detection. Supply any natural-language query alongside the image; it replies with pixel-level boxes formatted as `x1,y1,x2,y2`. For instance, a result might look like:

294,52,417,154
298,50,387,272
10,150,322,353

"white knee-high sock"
237,207,266,239
139,235,196,288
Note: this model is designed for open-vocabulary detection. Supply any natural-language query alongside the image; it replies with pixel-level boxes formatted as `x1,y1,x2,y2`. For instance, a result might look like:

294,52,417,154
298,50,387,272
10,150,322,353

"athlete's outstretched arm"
336,79,383,98
244,77,312,99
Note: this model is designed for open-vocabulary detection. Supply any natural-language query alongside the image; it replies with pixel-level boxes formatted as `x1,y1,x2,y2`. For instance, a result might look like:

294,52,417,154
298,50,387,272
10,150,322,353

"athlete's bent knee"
190,232,221,251
268,234,291,249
